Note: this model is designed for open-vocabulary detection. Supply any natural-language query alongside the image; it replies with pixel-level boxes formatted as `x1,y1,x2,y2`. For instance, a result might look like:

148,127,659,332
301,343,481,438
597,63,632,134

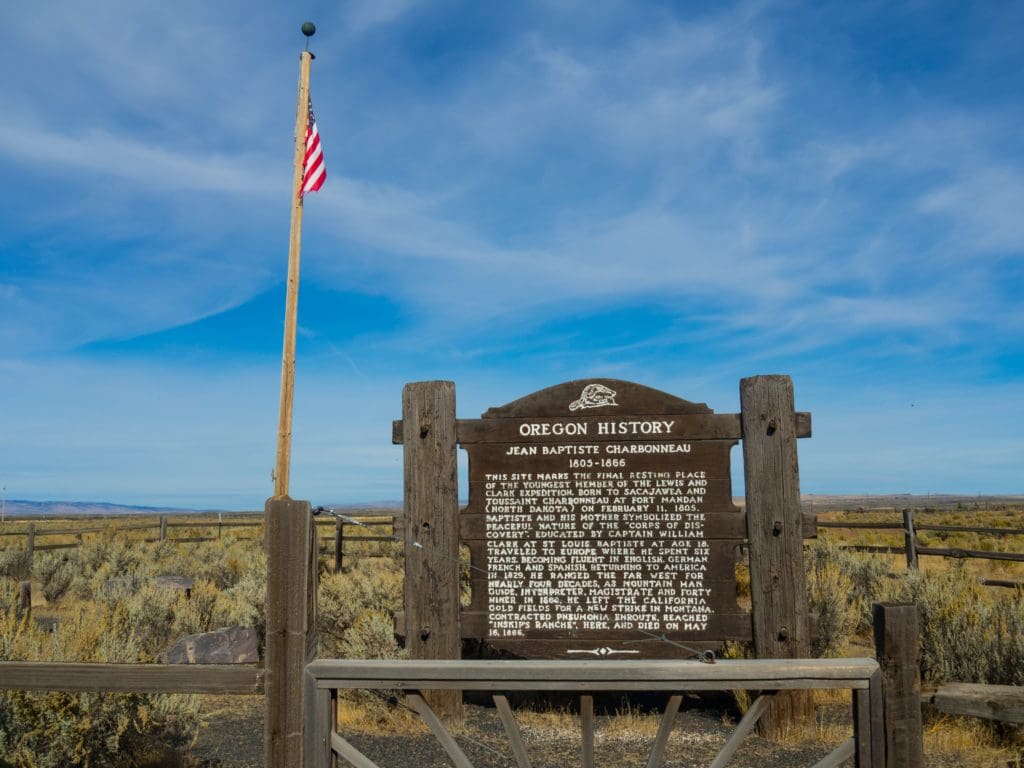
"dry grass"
814,506,1024,766
925,715,1024,767
334,695,428,735
4,507,1024,766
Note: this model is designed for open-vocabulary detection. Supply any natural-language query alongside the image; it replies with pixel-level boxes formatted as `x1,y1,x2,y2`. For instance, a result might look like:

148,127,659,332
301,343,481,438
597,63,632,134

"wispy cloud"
342,0,428,35
0,119,278,195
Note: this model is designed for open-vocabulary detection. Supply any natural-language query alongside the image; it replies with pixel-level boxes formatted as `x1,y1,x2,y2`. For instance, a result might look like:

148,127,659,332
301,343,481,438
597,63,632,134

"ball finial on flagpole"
301,21,316,37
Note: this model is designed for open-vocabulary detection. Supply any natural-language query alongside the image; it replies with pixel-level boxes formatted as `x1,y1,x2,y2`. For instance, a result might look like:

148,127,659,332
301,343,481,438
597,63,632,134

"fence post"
334,517,344,573
26,523,35,559
16,580,31,616
873,603,924,768
902,509,918,570
264,497,318,768
402,380,462,724
159,515,168,542
740,375,813,738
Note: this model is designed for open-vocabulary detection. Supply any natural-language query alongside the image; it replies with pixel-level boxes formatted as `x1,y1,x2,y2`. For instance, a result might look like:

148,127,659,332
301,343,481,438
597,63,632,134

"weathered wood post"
873,603,924,768
159,515,168,542
902,510,918,570
26,522,35,560
402,381,462,723
16,580,31,617
264,497,319,767
334,516,344,573
740,375,813,738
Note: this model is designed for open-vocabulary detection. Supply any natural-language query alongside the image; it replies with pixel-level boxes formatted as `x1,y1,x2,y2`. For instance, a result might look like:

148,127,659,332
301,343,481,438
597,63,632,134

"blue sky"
1,0,1021,509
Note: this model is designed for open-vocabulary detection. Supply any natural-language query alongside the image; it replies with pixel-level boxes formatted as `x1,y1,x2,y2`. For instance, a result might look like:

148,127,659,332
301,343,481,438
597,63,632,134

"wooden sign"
458,379,749,659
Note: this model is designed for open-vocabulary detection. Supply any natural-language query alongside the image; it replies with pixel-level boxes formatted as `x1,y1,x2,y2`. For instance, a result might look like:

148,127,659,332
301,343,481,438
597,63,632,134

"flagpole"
273,42,314,499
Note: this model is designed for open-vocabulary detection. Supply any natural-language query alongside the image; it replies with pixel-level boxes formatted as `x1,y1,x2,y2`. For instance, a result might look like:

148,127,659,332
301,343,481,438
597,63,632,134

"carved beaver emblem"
569,383,618,411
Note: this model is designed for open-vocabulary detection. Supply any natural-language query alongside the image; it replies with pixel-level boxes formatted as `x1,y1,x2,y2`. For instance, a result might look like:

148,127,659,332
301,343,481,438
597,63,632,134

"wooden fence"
303,657,886,768
0,511,400,572
817,509,1024,588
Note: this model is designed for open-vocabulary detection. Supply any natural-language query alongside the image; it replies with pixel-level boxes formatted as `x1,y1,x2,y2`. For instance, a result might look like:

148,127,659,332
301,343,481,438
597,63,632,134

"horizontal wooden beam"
981,578,1024,589
393,413,812,445
306,658,878,691
916,546,1024,562
841,545,906,555
928,683,1024,724
915,524,1024,536
0,662,264,694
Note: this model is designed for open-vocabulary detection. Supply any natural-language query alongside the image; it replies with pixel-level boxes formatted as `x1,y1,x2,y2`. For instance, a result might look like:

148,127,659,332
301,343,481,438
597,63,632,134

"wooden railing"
0,661,263,694
302,658,884,768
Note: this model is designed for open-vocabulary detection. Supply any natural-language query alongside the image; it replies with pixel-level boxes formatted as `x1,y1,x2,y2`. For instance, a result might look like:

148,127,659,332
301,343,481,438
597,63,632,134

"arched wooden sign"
459,379,748,659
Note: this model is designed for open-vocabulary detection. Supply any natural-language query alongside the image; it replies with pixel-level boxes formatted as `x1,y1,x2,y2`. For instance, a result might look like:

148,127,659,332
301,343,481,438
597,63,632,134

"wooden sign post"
401,381,462,722
740,375,814,737
395,376,815,739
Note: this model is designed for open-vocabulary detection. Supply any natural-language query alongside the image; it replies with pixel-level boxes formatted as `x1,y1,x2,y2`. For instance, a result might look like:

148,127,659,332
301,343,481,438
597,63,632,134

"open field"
1,504,1022,766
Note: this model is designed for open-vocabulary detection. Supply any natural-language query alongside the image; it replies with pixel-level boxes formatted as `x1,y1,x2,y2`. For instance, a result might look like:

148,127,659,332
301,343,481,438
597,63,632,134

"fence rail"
0,662,264,694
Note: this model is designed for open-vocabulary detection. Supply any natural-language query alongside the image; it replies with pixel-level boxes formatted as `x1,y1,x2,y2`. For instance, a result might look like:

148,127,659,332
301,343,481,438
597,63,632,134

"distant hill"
0,498,403,518
2,495,1019,519
797,493,1024,512
2,499,201,518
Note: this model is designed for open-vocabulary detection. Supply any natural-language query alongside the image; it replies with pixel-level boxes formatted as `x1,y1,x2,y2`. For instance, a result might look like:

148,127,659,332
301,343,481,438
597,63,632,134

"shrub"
0,601,201,766
986,597,1024,686
340,612,407,660
0,548,31,581
222,553,267,650
805,543,858,657
32,552,78,604
0,579,15,611
898,565,986,684
171,579,235,638
318,558,403,659
888,565,1024,686
806,538,893,634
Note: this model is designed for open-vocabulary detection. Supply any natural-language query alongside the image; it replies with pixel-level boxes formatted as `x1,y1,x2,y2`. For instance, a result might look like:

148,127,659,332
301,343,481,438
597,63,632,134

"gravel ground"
337,701,838,768
187,693,962,768
185,691,1010,767
189,695,264,768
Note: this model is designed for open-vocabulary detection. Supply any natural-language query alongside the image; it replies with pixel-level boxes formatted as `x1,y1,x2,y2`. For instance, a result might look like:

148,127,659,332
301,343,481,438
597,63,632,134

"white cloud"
918,166,1024,254
343,0,427,34
0,118,279,195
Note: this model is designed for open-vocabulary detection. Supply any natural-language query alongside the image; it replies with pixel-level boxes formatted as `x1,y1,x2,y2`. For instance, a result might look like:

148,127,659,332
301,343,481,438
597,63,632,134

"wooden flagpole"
273,48,313,499
266,31,319,768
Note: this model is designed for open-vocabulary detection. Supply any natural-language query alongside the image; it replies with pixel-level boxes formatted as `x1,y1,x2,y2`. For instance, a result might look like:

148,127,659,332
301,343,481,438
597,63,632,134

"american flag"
301,98,326,195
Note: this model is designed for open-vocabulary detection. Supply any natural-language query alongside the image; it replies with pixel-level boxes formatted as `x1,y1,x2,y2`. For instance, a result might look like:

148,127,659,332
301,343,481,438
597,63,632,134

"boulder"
166,626,259,664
